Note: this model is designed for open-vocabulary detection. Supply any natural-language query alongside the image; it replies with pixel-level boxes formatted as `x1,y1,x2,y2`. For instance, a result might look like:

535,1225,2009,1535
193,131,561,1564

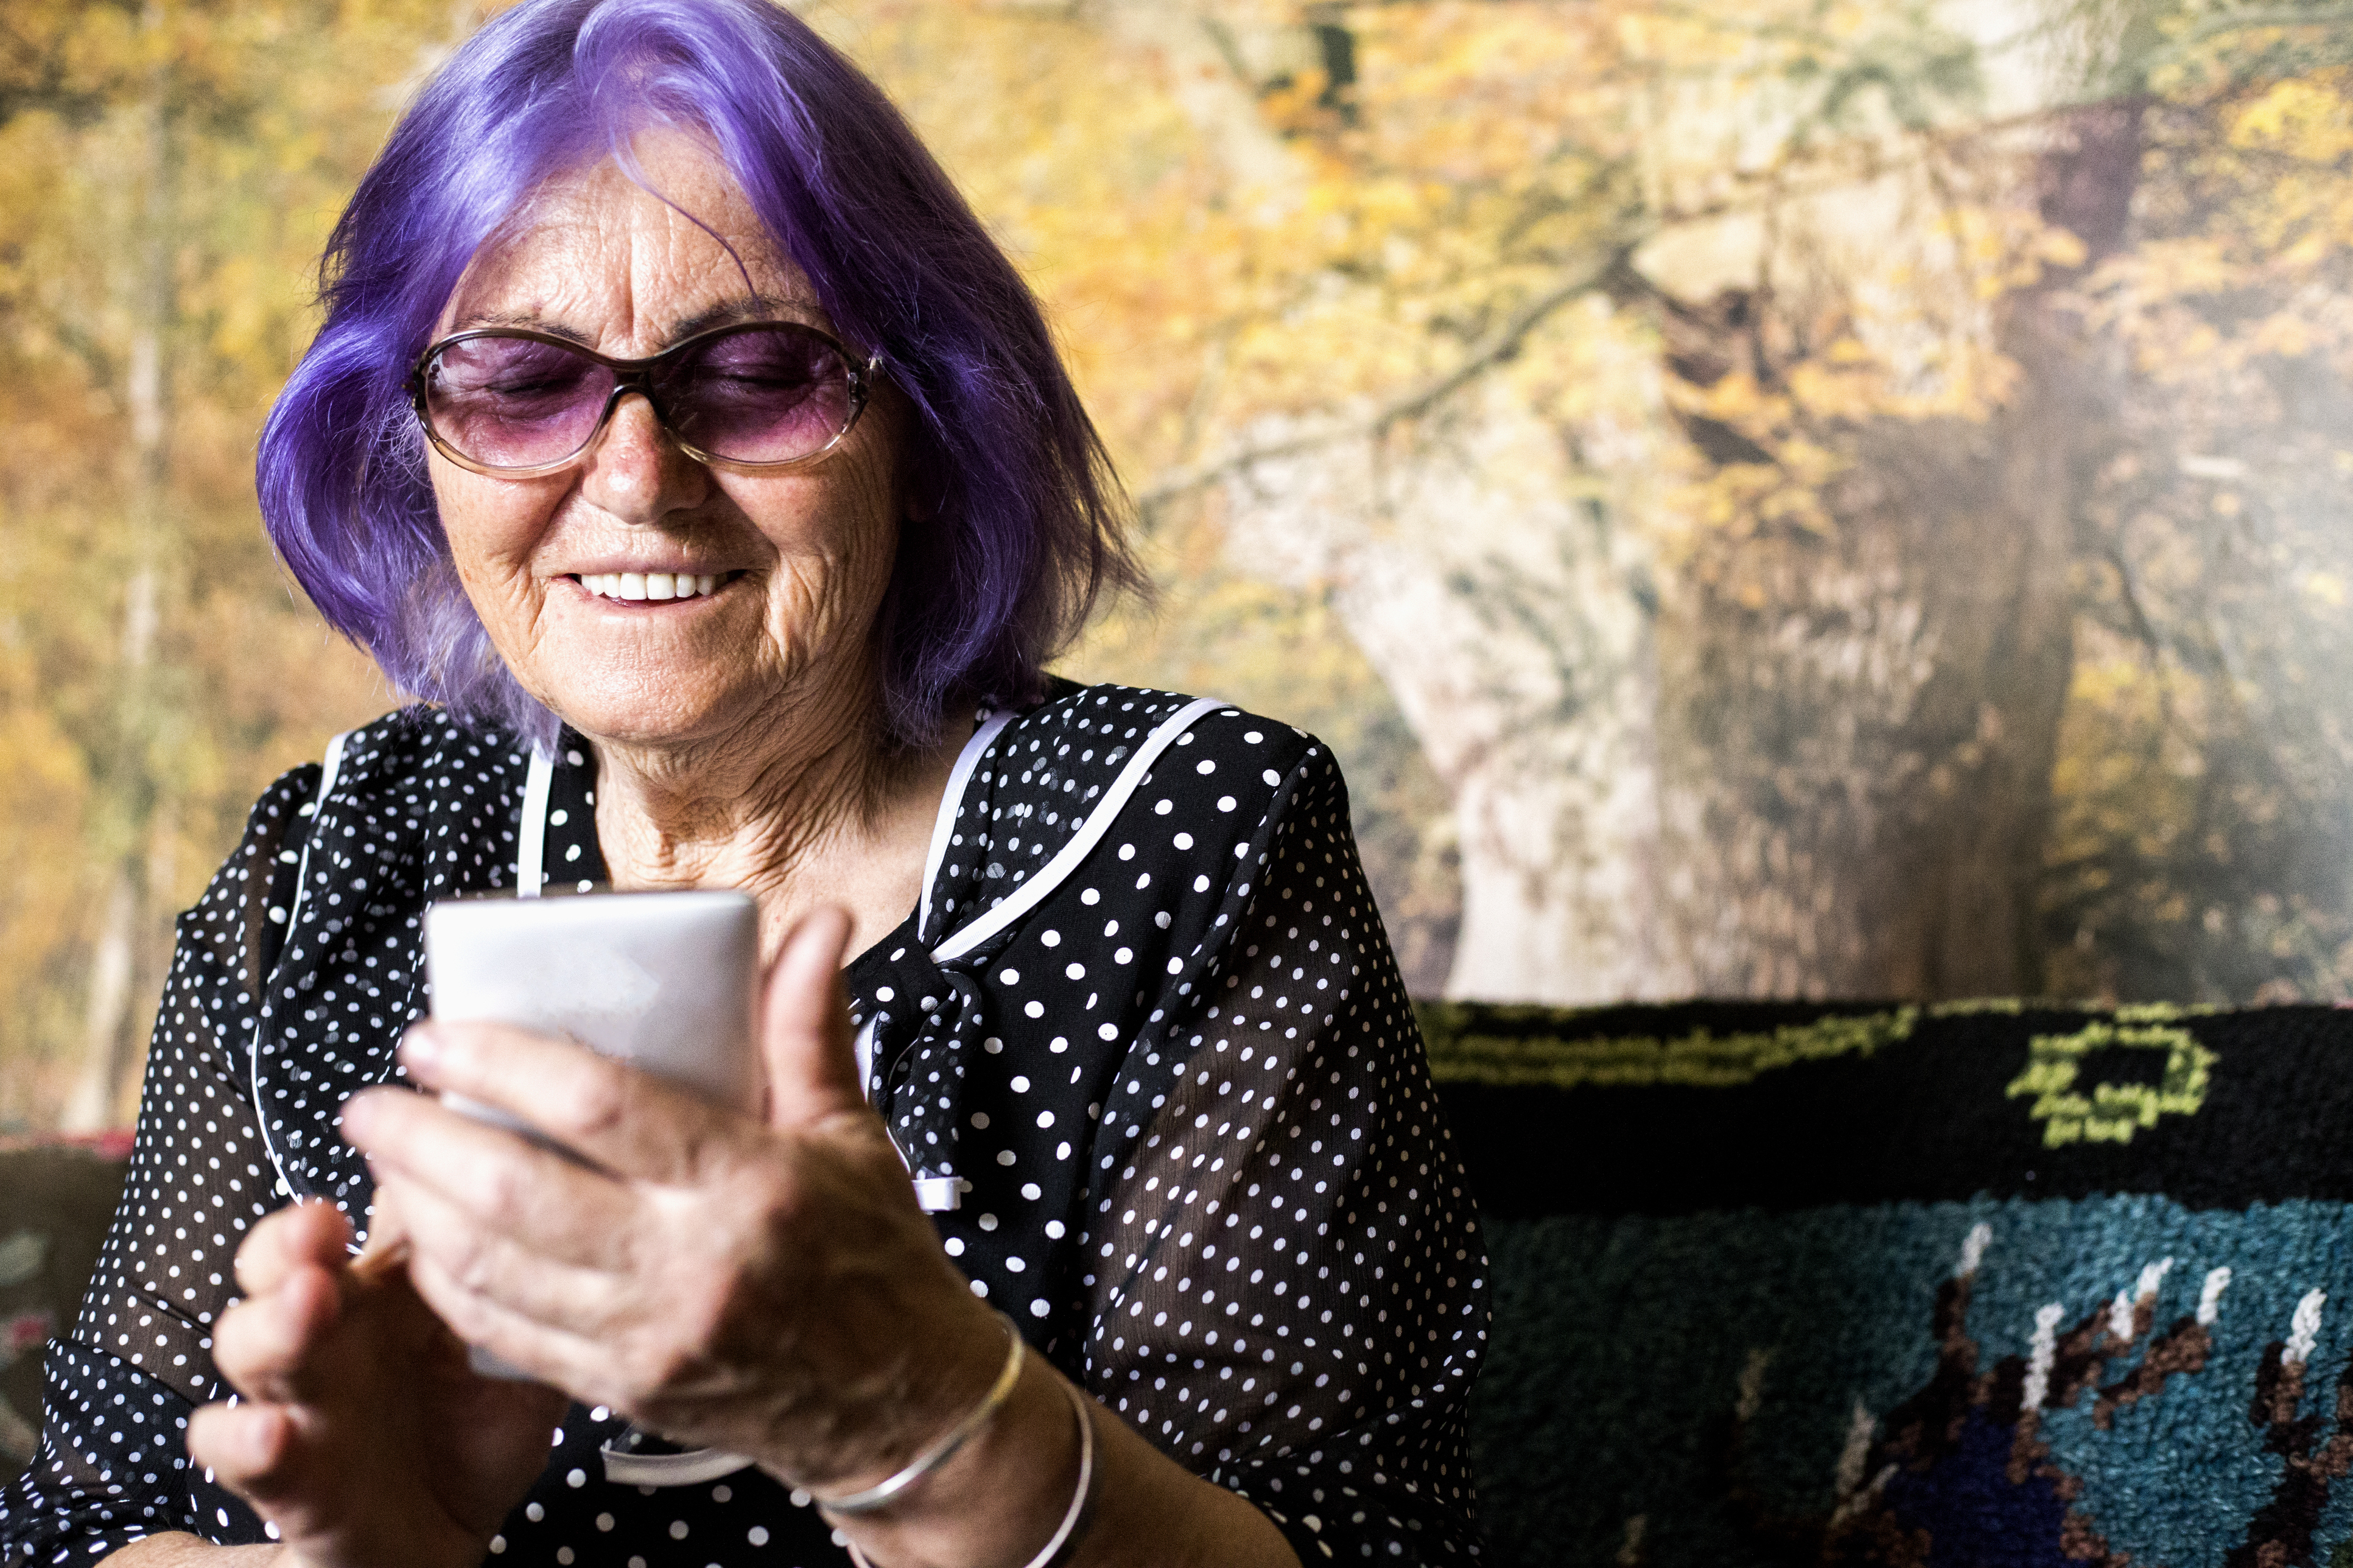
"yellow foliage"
0,0,447,1125
12,0,2353,1113
2230,76,2353,162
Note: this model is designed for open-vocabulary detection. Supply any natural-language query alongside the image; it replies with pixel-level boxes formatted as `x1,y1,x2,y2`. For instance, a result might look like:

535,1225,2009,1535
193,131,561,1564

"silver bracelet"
813,1311,1025,1517
1022,1378,1099,1568
843,1373,1099,1568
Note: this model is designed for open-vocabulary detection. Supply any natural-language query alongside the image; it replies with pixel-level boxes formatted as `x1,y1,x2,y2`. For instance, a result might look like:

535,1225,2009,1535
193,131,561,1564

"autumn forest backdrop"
5,0,2353,1130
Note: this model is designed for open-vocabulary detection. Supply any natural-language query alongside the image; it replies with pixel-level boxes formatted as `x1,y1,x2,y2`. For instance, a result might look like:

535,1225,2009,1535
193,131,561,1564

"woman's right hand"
180,1197,566,1568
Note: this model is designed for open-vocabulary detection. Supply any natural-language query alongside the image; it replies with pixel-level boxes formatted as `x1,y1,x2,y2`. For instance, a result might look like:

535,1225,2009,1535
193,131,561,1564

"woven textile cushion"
1428,1001,2353,1568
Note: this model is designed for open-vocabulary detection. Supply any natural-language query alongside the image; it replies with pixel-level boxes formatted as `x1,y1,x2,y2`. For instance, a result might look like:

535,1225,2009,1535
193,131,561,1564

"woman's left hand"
338,907,1009,1494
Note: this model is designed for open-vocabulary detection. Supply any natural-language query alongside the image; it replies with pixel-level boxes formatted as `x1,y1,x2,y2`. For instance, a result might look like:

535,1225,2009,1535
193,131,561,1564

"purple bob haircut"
259,0,1137,751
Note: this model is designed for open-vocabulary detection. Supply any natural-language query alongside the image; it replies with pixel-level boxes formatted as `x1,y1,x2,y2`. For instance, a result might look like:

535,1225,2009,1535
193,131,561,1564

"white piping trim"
598,1444,756,1486
931,696,1228,965
854,1016,878,1097
516,746,555,898
919,709,1015,940
252,730,349,1200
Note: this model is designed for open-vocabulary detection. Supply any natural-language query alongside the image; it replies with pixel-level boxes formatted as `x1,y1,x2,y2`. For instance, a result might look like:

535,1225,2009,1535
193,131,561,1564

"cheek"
738,461,905,622
432,467,556,597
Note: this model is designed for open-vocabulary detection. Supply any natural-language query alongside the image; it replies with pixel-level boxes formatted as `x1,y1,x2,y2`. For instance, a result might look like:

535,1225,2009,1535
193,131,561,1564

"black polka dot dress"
0,683,1490,1565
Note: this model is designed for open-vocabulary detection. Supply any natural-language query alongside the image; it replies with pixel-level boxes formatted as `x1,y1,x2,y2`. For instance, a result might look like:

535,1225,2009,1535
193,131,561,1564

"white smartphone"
423,888,763,1123
419,889,762,1381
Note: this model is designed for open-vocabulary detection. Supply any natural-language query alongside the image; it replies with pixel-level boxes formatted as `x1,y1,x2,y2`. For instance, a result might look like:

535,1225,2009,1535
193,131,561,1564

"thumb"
760,905,868,1130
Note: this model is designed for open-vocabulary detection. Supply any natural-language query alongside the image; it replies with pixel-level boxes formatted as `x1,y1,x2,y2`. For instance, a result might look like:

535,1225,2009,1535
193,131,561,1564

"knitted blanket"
1426,1001,2353,1568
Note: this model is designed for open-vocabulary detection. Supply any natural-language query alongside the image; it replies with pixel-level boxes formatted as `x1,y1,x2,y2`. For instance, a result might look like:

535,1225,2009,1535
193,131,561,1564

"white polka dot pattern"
0,687,1489,1565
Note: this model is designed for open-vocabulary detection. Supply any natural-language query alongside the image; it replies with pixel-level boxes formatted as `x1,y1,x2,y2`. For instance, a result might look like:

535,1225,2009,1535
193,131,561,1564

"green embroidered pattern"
1420,1007,1918,1090
2003,1023,2218,1147
1415,1000,2230,1105
1923,999,2222,1022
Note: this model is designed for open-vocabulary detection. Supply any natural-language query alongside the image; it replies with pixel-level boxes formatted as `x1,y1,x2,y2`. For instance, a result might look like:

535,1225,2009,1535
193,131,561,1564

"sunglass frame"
406,320,882,478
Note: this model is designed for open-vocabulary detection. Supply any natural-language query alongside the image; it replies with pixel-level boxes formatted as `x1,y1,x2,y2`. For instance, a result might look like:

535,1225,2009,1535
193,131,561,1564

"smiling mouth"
570,570,743,603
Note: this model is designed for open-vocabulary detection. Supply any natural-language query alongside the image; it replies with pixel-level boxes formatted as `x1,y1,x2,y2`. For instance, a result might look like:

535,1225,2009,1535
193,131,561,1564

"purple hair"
258,0,1137,750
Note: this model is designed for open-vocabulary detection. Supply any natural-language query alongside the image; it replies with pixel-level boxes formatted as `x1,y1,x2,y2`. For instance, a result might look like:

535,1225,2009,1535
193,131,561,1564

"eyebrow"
665,296,801,341
450,297,819,351
449,310,597,345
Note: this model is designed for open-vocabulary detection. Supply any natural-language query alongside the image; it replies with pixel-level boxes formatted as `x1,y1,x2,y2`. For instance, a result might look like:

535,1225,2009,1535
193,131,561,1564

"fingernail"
401,1024,443,1073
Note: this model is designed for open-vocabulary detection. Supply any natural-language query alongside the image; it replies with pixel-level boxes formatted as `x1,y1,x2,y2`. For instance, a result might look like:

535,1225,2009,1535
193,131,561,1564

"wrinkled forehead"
434,127,827,357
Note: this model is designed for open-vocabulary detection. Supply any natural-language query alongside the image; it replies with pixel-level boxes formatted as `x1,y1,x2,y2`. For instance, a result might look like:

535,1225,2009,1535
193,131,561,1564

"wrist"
757,1289,1012,1500
811,1311,1028,1516
825,1347,1087,1568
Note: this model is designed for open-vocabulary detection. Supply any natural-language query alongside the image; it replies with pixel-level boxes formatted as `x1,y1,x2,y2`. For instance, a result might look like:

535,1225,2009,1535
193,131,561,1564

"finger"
387,1022,749,1187
187,1398,300,1493
212,1264,344,1405
382,1171,626,1340
343,1084,634,1267
189,1399,352,1545
762,905,866,1130
232,1200,353,1298
403,1247,619,1409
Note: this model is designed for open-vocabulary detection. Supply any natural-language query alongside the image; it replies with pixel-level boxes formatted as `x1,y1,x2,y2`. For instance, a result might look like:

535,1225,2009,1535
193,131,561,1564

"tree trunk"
62,16,175,1131
1650,401,2083,997
1219,385,1693,1003
1641,105,2140,998
1131,4,2143,1003
1218,105,2139,1004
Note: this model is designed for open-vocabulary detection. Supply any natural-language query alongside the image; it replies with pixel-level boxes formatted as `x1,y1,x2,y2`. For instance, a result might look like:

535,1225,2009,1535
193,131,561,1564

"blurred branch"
0,14,108,128
2141,5,2353,68
1135,234,1647,514
2169,4,2353,43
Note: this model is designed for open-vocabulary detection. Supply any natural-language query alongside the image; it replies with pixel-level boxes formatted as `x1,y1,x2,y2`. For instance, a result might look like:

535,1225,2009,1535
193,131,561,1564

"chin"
542,682,745,749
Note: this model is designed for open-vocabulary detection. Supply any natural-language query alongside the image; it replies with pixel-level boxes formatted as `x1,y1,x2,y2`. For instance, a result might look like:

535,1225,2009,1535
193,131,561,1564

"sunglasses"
407,320,881,477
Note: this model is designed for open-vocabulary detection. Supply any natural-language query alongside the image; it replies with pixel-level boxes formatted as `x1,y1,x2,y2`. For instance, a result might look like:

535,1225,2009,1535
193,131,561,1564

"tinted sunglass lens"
424,338,611,469
662,326,854,463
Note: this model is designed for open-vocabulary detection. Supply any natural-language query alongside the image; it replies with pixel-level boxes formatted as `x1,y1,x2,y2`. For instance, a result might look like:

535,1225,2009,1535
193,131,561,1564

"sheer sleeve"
1081,745,1489,1563
0,768,314,1563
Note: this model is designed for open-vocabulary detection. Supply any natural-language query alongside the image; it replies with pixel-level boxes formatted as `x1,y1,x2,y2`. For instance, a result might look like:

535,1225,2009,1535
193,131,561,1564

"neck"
584,671,965,957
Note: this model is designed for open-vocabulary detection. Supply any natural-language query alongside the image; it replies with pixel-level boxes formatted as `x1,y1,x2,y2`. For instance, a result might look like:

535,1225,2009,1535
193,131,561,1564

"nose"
577,391,708,525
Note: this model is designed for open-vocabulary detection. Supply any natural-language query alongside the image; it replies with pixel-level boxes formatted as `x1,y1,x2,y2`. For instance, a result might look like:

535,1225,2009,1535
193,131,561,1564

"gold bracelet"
812,1311,1025,1517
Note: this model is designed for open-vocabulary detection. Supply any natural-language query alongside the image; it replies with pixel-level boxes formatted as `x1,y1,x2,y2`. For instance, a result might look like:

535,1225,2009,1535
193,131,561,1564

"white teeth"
580,571,721,601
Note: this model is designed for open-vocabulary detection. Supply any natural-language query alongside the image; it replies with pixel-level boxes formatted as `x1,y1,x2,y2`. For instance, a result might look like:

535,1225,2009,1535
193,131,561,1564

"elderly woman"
0,1,1487,1564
